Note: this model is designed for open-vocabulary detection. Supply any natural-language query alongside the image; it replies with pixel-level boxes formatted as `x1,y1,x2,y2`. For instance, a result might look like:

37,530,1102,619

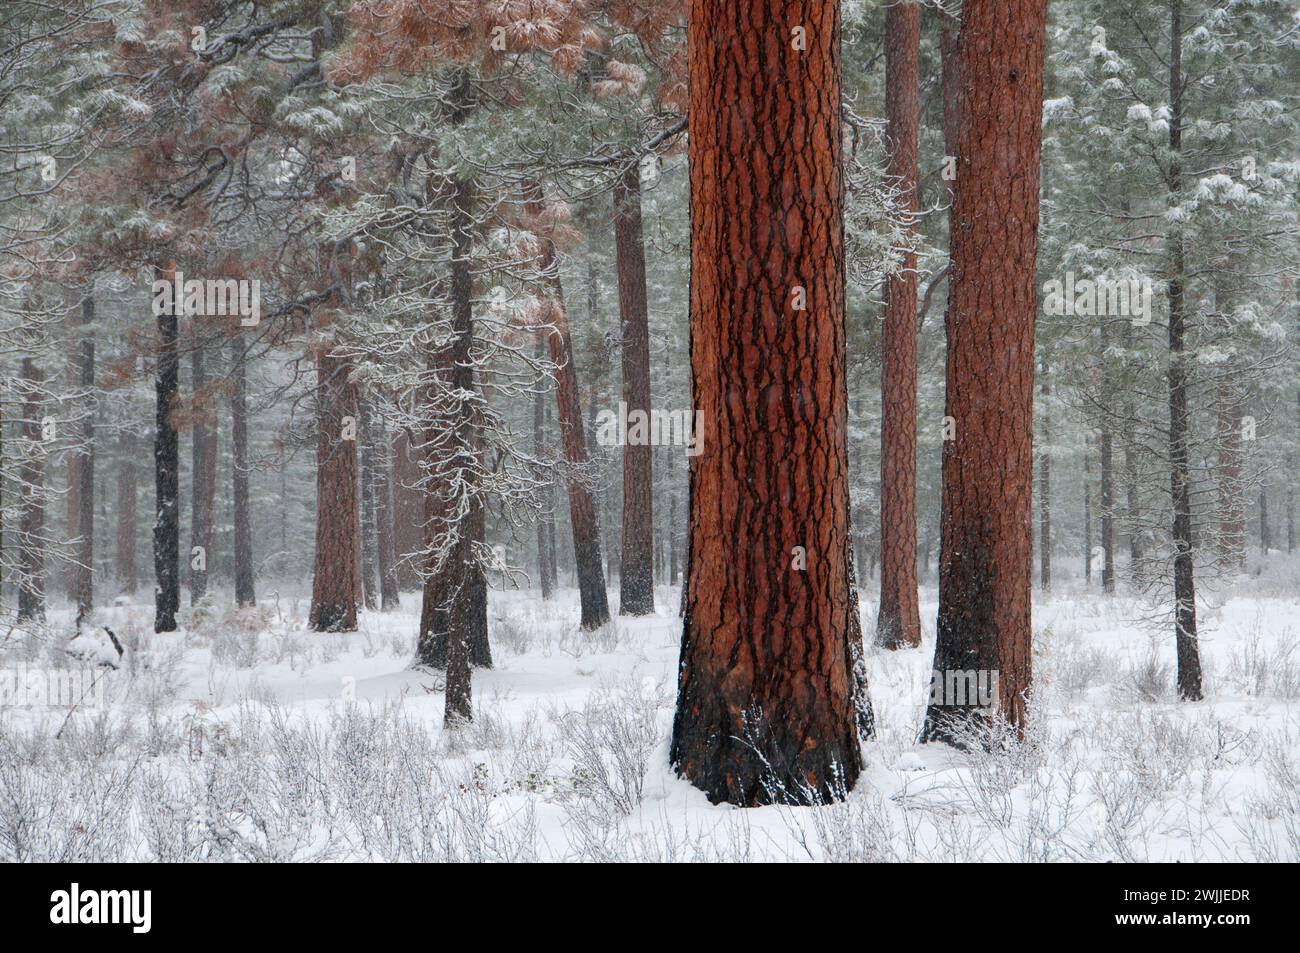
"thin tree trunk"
154,266,180,633
1166,0,1203,701
921,0,1046,744
877,0,922,649
18,357,46,621
1259,485,1271,554
1083,440,1093,585
614,163,655,616
671,0,864,806
230,336,255,607
72,294,95,626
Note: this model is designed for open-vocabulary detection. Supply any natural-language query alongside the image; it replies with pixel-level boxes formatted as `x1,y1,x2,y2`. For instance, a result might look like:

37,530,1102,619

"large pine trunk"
1166,0,1203,701
876,0,922,649
153,267,180,633
308,349,361,632
614,164,655,617
670,0,864,806
230,336,255,607
18,357,46,621
921,0,1046,744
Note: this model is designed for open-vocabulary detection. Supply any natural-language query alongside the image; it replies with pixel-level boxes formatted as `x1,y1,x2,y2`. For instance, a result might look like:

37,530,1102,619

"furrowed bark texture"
671,0,863,806
877,0,922,649
921,0,1046,743
309,350,361,632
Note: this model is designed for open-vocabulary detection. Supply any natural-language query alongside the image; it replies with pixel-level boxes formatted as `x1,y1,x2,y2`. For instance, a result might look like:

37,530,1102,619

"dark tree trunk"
877,0,922,649
308,349,361,631
230,336,255,607
671,0,865,806
18,357,46,621
1166,0,1203,701
531,186,611,631
614,163,655,616
71,295,95,626
154,267,180,633
921,0,1046,744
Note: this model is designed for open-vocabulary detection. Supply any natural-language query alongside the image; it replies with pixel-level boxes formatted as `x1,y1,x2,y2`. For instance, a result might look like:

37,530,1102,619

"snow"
2,574,1297,861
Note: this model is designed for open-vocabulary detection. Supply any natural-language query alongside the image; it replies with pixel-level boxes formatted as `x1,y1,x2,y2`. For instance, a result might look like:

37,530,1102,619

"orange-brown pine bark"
877,0,922,649
921,0,1047,743
670,0,863,806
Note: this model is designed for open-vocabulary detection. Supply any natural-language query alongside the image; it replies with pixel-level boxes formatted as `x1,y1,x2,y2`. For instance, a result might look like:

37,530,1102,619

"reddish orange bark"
877,0,922,649
670,0,863,806
921,0,1047,743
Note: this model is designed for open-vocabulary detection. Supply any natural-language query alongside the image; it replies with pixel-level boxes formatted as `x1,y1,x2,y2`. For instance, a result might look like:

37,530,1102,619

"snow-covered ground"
2,571,1297,862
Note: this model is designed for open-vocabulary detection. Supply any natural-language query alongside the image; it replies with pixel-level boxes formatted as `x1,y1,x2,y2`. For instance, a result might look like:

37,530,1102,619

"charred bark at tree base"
670,0,864,807
153,267,180,633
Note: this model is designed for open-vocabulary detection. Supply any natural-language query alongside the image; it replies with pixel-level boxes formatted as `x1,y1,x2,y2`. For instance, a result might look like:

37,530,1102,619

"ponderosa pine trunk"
614,163,655,617
670,0,865,806
18,357,46,622
530,185,611,631
877,0,922,649
154,266,180,633
1083,440,1093,584
230,335,255,607
1166,0,1203,701
309,349,361,632
921,0,1046,744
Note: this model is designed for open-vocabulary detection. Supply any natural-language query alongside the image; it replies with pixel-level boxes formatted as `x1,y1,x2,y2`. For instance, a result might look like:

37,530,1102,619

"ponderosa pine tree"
876,0,922,649
921,0,1047,743
671,0,865,806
